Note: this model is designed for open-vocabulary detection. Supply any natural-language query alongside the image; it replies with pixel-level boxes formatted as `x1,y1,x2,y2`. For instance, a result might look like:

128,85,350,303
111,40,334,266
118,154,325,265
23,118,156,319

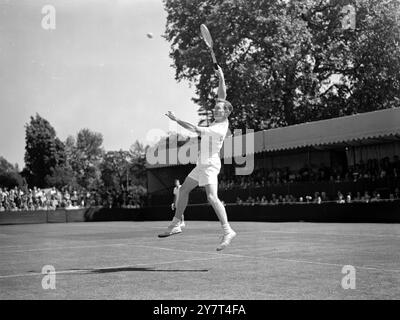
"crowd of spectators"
1,156,399,211
0,186,144,212
235,188,400,206
219,156,400,190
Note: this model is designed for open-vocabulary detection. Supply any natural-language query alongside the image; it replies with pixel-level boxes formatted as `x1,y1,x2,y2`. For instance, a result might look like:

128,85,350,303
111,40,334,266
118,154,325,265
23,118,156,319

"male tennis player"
171,179,185,228
158,66,236,251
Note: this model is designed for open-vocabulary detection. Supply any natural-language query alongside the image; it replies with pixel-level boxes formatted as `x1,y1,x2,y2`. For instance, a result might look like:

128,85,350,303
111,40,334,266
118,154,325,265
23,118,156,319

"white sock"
171,217,181,227
222,223,233,234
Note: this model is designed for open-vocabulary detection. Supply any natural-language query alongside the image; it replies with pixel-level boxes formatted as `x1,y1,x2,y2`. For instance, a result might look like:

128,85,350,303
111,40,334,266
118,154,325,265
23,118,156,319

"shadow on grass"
69,266,208,273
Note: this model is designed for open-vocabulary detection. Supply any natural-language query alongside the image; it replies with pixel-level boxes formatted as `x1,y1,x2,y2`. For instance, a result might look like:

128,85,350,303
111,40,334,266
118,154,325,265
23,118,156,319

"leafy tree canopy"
164,0,400,130
24,114,66,187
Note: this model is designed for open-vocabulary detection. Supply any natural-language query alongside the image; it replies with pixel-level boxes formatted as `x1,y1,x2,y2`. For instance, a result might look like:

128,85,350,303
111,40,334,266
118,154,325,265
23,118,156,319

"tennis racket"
200,24,219,70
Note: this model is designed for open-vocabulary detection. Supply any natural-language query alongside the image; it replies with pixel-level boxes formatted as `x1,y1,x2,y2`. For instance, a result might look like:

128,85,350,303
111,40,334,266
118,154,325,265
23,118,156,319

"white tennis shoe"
216,230,237,251
158,224,182,238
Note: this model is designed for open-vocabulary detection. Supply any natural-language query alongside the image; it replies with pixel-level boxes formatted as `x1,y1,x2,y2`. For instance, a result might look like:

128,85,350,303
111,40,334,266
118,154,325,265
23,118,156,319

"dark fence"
2,201,399,224
0,209,87,225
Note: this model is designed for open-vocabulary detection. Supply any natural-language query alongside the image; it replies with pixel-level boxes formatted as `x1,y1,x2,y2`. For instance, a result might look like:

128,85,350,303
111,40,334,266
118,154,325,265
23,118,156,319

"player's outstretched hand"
165,111,177,122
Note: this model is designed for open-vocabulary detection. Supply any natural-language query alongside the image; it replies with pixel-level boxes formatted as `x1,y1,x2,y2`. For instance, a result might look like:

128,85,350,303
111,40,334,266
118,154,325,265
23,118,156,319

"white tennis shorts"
188,160,221,187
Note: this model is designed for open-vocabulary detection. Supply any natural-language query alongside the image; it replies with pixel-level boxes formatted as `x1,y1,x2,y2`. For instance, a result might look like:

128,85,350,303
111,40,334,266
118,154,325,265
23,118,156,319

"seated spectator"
394,188,400,199
337,191,345,204
370,191,381,202
245,196,255,206
313,192,321,204
10,201,17,211
260,196,268,205
362,191,371,203
320,192,328,202
353,192,362,202
270,194,279,205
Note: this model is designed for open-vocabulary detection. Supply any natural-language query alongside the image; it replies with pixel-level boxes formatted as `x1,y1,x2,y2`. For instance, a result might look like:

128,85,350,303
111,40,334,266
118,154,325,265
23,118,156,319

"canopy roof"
258,107,400,153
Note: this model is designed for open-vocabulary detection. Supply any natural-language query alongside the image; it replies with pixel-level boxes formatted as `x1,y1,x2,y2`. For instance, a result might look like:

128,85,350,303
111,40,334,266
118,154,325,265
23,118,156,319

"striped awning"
262,107,400,152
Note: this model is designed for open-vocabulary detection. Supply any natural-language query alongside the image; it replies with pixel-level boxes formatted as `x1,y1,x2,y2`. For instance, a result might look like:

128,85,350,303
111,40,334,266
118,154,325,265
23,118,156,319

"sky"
0,0,199,168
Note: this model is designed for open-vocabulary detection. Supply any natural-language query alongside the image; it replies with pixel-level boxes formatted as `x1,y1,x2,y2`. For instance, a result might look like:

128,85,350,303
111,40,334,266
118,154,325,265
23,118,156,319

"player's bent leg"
174,176,198,221
204,183,236,250
205,183,229,224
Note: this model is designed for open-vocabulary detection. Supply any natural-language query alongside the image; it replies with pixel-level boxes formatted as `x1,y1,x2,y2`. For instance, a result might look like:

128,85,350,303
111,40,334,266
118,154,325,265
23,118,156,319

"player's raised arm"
165,111,204,136
215,66,226,100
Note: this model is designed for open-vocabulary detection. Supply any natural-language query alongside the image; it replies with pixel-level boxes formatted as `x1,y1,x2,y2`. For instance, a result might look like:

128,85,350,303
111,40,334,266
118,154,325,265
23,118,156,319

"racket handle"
210,50,218,70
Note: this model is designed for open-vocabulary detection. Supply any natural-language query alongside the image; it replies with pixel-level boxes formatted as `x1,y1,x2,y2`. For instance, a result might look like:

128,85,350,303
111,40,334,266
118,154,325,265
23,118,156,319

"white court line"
0,239,237,254
0,255,229,280
128,244,400,274
0,243,131,253
125,244,400,274
0,225,399,251
17,240,400,274
2,228,400,275
226,229,400,239
155,228,400,240
2,242,399,279
4,220,400,237
0,241,399,280
269,257,400,274
2,226,400,253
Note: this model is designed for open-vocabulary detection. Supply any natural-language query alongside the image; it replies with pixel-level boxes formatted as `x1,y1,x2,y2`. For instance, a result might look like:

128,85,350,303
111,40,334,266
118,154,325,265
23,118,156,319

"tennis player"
158,66,237,251
171,179,185,228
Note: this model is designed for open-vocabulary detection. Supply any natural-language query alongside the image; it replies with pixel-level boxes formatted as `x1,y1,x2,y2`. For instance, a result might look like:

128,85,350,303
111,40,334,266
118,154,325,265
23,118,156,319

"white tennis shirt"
198,119,229,165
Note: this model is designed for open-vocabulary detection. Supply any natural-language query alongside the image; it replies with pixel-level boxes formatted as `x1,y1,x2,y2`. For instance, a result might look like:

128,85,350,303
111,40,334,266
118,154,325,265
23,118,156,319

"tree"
76,129,104,161
44,165,77,190
129,140,149,187
0,156,23,188
65,129,104,190
100,150,130,191
99,142,148,207
128,141,149,207
24,114,66,187
164,0,400,130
